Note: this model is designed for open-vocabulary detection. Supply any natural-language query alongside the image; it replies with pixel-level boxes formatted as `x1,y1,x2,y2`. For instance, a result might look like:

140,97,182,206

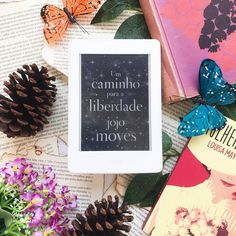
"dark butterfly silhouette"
199,0,236,52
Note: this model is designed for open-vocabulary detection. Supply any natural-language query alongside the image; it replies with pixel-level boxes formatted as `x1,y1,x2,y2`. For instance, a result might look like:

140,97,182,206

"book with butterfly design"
143,117,236,235
139,0,236,104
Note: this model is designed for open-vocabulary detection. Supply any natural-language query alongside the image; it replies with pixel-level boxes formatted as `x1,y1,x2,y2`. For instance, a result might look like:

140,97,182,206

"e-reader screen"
81,54,149,151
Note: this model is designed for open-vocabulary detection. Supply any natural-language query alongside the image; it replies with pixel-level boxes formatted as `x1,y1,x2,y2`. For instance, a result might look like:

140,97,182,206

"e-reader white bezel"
68,39,162,173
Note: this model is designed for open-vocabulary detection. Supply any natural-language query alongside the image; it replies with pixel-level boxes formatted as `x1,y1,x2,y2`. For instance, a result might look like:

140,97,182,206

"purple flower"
33,233,43,236
27,170,38,184
61,186,78,209
28,208,44,227
22,193,45,210
33,227,54,236
61,186,69,196
2,158,26,175
1,158,37,192
53,218,70,234
1,158,26,182
47,206,61,224
0,158,78,234
34,166,56,193
34,218,70,235
68,195,77,209
33,232,43,236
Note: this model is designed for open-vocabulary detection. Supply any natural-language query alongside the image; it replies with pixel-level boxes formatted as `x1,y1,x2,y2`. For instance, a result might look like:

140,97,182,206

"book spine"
139,0,186,104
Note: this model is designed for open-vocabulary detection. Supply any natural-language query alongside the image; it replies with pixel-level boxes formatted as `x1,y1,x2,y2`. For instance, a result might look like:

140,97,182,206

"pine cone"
0,64,57,138
68,195,134,236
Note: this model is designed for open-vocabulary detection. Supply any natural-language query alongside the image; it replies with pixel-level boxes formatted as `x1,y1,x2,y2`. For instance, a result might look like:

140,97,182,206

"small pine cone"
71,195,134,236
62,229,78,236
0,64,57,138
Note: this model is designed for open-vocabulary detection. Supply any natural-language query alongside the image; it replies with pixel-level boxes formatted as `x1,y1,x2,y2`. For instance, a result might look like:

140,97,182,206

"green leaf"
139,174,169,207
162,132,172,153
127,0,141,9
115,14,151,39
0,209,13,227
123,172,162,205
0,209,13,234
91,0,128,24
0,218,6,234
217,103,236,121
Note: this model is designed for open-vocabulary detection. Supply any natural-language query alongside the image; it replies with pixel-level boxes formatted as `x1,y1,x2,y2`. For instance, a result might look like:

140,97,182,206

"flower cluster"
0,158,77,236
166,207,228,236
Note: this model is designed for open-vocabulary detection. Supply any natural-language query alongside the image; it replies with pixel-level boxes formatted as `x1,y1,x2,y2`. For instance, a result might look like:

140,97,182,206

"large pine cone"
66,195,134,236
0,64,57,138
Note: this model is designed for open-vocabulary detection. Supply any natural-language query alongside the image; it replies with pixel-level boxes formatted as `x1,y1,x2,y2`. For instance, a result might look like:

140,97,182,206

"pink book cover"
153,0,236,98
143,117,236,236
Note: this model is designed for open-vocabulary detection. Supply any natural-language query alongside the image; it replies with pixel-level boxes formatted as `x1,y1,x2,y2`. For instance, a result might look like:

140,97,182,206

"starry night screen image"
81,54,149,151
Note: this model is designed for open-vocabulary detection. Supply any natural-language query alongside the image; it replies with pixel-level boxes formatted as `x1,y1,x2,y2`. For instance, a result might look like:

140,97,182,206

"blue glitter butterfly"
178,59,236,138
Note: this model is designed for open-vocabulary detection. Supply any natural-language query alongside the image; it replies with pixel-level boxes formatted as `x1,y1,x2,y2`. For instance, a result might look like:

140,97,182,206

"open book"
140,0,236,103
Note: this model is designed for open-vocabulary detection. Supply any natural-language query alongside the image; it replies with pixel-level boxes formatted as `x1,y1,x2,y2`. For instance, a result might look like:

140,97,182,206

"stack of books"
141,1,236,235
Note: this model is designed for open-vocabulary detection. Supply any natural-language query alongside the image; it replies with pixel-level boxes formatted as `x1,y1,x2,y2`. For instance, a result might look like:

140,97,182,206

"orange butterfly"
41,0,101,44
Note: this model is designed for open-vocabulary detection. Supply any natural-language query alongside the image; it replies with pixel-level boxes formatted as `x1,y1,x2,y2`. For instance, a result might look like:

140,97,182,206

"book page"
0,0,69,156
42,0,136,76
162,100,192,152
0,0,22,2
